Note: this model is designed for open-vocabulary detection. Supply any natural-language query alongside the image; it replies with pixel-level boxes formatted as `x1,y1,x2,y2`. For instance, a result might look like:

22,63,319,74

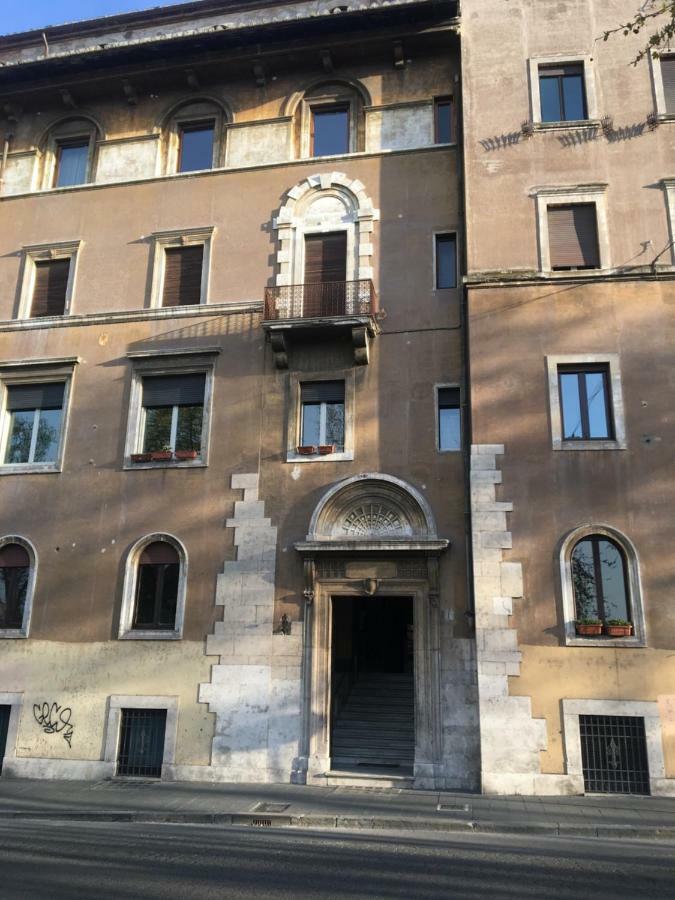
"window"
558,365,613,441
30,259,70,318
311,105,350,157
18,241,80,319
141,374,205,456
178,121,215,173
437,387,461,451
0,543,29,631
571,536,630,624
117,708,167,778
303,232,348,315
660,56,675,115
539,64,587,122
300,381,345,452
435,233,457,288
54,138,91,187
162,246,204,307
434,96,453,143
547,204,600,270
2,383,64,466
133,542,180,631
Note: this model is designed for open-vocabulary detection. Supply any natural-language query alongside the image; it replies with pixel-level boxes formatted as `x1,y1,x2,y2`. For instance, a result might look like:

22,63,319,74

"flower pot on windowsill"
297,445,317,456
130,453,152,463
575,621,603,636
174,449,199,460
150,450,173,462
603,622,633,637
317,444,336,455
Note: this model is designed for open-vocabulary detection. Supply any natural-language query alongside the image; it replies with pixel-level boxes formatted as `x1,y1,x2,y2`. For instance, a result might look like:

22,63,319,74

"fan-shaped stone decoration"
341,504,405,537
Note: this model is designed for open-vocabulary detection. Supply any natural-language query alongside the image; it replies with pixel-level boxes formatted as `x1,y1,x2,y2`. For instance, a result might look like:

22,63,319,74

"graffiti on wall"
33,702,74,748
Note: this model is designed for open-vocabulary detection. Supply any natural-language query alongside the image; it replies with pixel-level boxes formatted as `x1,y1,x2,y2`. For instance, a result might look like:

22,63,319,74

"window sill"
554,440,627,451
119,630,182,641
534,119,600,132
0,464,61,476
287,451,354,464
565,635,645,648
0,630,28,639
123,459,207,471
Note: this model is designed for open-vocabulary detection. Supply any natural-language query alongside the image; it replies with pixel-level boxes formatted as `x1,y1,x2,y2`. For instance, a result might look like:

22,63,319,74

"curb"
2,810,675,840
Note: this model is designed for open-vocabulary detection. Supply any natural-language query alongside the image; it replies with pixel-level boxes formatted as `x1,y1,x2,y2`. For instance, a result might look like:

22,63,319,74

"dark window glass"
141,374,205,454
4,383,64,465
571,536,629,623
300,381,345,451
117,709,167,778
438,387,461,451
55,140,90,187
539,65,587,122
178,122,215,172
434,97,453,143
436,234,457,289
559,366,612,441
0,543,29,630
311,106,349,157
133,542,180,630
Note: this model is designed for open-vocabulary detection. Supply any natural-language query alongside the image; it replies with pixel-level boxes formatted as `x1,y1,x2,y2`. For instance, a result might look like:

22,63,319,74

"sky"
0,0,198,36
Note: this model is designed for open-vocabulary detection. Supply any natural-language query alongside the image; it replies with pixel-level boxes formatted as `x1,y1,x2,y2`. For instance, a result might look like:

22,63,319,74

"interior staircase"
331,672,414,772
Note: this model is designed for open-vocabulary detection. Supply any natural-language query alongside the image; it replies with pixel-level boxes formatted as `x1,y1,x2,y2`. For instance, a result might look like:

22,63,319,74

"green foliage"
603,2,675,64
576,617,602,625
606,618,631,626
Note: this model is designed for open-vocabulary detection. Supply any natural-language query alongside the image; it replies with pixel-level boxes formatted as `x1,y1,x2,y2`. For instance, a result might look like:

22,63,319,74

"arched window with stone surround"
119,534,187,640
160,98,230,175
39,115,102,189
0,536,36,637
287,80,370,159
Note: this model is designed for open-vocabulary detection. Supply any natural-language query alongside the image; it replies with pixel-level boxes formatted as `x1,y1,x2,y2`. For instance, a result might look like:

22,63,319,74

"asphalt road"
0,821,673,899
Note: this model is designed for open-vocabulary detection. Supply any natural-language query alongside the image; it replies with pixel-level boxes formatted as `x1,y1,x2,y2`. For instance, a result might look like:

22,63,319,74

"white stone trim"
148,226,215,309
118,533,188,641
17,240,82,319
104,694,179,778
662,179,675,264
559,524,646,648
528,54,599,125
546,353,627,451
533,184,610,273
650,51,675,119
561,699,674,796
0,537,37,638
286,370,355,463
0,692,22,770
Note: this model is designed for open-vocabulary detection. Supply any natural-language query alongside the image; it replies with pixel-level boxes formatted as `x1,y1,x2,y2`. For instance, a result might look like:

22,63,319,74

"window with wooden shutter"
547,204,600,270
661,56,675,115
31,259,70,317
162,245,204,307
304,232,348,316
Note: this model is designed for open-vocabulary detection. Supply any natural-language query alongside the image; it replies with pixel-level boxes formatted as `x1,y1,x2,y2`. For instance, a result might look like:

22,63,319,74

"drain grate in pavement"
437,802,471,813
251,802,290,813
90,780,160,789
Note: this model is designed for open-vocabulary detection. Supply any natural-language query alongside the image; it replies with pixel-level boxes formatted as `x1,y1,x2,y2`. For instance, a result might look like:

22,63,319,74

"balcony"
262,280,379,368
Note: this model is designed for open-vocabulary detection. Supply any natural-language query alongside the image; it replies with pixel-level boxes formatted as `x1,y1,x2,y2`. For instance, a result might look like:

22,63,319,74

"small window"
660,56,675,115
141,374,205,456
571,536,630,624
133,542,180,631
3,383,64,466
435,234,457,289
31,259,70,318
54,138,91,187
539,64,587,122
162,246,204,307
0,543,30,630
434,96,453,143
178,121,215,173
300,381,345,452
438,387,461,451
117,708,167,778
547,204,600,270
311,105,350,157
558,365,613,441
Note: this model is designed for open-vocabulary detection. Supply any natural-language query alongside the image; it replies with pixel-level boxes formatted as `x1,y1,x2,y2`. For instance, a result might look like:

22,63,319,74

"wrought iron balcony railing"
264,279,377,322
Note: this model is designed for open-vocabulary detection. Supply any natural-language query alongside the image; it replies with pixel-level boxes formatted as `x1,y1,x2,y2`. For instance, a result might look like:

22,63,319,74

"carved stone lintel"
269,331,288,369
352,325,370,366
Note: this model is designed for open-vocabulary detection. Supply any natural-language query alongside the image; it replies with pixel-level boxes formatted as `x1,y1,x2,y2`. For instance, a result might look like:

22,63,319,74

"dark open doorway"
331,595,414,773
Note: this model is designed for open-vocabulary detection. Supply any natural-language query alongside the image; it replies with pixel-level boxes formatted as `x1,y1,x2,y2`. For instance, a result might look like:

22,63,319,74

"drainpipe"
0,132,12,191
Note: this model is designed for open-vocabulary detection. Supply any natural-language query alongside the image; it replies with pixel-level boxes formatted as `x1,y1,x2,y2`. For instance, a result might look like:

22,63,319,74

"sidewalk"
1,778,674,840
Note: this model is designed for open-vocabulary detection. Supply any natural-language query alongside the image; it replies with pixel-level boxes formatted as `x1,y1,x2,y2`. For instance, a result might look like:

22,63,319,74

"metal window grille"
0,705,10,775
117,708,167,778
579,715,650,795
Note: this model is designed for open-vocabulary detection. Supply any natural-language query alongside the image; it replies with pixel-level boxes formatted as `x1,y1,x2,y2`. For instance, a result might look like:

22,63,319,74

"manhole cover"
251,802,290,813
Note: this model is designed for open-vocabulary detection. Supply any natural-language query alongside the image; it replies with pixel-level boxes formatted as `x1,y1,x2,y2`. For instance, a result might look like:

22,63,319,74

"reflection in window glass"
434,97,453,143
5,407,63,464
559,368,611,440
55,140,90,187
143,408,173,453
179,123,215,172
0,566,28,629
571,536,629,623
539,66,587,122
134,563,179,629
312,107,349,157
438,387,461,451
435,234,457,289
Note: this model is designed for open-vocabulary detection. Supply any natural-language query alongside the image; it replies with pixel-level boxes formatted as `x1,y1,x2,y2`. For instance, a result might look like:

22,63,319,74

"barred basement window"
116,708,167,778
579,715,650,795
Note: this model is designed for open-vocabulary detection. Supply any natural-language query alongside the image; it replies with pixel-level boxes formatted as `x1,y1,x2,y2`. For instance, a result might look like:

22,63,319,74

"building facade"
0,0,672,796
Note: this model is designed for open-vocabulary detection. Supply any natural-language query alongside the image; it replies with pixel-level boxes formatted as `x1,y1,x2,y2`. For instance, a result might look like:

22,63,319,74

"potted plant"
575,617,603,636
297,445,317,456
130,452,152,463
317,444,336,455
174,449,198,460
150,445,173,462
604,619,633,637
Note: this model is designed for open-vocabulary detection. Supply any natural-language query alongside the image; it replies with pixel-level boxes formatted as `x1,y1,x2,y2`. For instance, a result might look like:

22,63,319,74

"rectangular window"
54,139,90,188
162,245,204,307
300,381,345,451
434,96,453,143
539,64,587,122
31,259,70,318
178,121,215,173
661,56,675,114
558,365,613,441
547,204,600,270
3,383,64,465
435,234,457,289
311,105,350,157
141,374,205,455
117,708,167,778
438,387,461,451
